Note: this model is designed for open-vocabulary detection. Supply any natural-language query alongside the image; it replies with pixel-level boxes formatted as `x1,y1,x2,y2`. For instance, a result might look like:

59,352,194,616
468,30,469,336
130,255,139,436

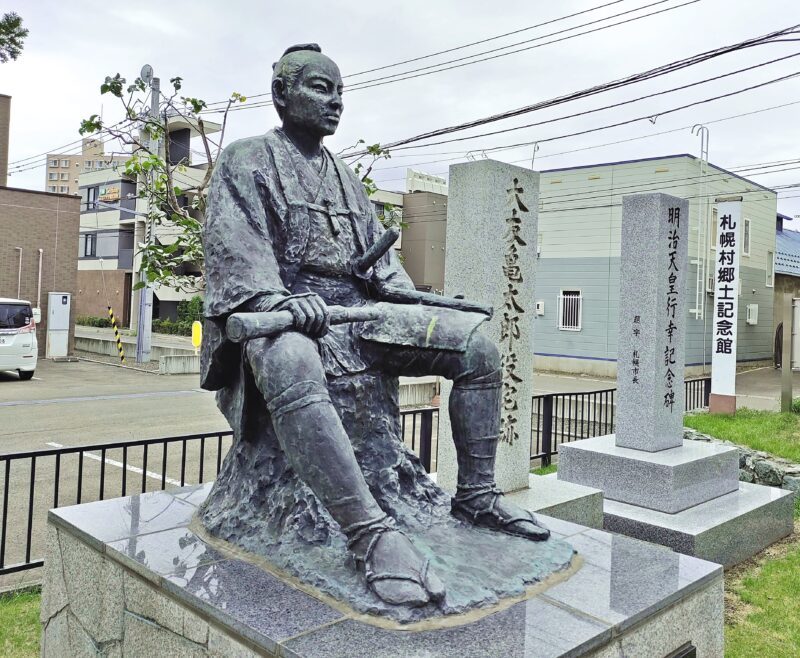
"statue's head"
272,44,343,138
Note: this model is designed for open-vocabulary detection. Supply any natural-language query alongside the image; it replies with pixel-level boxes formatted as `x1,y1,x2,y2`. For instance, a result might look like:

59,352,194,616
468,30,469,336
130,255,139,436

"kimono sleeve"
203,141,290,319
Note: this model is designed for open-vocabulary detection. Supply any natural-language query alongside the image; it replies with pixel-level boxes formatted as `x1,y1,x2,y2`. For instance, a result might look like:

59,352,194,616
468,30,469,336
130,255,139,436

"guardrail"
531,377,711,466
0,407,437,579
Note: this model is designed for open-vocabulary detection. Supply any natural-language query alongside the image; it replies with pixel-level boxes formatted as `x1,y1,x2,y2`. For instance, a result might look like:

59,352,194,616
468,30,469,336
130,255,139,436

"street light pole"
135,66,160,363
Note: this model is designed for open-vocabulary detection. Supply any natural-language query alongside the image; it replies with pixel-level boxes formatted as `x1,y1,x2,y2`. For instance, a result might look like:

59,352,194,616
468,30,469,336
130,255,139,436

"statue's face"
281,54,344,137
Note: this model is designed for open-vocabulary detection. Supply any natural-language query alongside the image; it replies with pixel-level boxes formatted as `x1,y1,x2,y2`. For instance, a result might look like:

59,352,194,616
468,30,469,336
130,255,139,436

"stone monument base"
42,485,725,657
603,482,795,567
558,435,739,513
559,434,794,566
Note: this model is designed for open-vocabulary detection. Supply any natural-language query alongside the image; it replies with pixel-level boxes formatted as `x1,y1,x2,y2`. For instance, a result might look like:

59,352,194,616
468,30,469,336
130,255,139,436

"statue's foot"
352,528,445,607
451,486,550,542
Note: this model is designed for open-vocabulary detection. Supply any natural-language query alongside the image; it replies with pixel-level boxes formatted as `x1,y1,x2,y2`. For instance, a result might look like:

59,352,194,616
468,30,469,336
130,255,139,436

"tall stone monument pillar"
437,160,539,493
557,192,794,566
616,194,688,451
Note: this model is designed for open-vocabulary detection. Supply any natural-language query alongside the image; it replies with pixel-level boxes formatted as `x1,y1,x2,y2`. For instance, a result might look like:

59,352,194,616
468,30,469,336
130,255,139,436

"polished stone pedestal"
506,473,604,529
559,435,739,513
41,484,725,657
559,434,794,565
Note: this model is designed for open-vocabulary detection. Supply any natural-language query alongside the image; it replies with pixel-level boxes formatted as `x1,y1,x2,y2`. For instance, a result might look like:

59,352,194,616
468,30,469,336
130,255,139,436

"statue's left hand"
278,294,331,338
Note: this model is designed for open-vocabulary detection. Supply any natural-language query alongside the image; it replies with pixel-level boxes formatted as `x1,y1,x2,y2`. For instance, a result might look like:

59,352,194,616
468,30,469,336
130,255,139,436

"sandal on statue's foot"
349,525,445,607
451,485,550,542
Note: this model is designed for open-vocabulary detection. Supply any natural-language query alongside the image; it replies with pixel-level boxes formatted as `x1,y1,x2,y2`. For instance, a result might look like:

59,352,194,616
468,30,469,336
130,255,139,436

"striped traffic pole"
107,306,126,364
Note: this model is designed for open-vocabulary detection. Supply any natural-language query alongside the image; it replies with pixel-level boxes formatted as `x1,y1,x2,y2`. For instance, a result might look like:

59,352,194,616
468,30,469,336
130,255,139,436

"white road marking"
46,442,183,487
0,390,201,407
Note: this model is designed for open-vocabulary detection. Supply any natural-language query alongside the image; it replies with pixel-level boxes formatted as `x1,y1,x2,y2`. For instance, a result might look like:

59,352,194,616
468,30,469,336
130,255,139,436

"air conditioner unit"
746,304,758,325
535,300,545,316
706,274,715,295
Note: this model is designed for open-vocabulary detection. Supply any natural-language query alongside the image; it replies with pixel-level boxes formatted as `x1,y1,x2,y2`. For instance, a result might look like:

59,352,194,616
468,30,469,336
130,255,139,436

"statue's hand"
280,294,330,338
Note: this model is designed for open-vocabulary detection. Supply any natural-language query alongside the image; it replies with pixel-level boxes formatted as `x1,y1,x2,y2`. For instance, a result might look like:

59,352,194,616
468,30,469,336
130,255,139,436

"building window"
60,172,69,180
558,290,582,331
49,159,59,167
48,172,58,180
59,186,69,193
743,218,751,256
60,159,70,168
766,251,774,288
83,233,96,257
47,185,56,193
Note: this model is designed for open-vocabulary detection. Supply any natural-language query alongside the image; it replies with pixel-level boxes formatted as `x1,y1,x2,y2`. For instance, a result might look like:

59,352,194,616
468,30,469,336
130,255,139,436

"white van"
0,298,38,380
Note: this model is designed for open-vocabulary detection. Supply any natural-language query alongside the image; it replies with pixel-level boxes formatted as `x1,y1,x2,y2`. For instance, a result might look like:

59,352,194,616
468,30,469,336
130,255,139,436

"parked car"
0,297,38,380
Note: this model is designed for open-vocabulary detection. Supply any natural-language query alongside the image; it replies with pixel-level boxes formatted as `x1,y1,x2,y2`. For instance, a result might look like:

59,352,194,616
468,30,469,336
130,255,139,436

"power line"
205,0,702,114
343,23,800,157
203,0,633,106
347,0,629,78
369,92,800,184
344,0,695,90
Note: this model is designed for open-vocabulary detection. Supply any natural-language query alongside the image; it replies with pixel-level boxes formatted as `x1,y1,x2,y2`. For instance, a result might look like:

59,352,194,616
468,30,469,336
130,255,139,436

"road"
0,359,229,453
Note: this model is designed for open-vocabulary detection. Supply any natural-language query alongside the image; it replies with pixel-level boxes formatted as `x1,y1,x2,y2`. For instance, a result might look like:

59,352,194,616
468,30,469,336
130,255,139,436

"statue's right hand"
280,294,330,338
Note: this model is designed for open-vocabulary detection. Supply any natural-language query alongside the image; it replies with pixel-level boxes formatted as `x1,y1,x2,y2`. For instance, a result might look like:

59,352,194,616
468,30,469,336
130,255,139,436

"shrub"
152,318,193,336
177,296,204,324
76,315,112,328
792,398,800,414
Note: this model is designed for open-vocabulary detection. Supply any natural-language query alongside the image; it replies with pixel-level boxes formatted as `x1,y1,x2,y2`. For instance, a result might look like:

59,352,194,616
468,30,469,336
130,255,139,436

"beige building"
396,155,778,376
45,138,128,196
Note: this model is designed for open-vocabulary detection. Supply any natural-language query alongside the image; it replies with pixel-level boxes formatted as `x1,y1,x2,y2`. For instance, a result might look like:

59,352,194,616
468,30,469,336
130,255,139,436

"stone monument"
437,160,539,494
558,193,794,565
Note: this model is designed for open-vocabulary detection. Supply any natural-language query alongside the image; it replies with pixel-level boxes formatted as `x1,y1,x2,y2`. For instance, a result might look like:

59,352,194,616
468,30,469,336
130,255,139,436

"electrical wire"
342,23,800,157
205,0,703,114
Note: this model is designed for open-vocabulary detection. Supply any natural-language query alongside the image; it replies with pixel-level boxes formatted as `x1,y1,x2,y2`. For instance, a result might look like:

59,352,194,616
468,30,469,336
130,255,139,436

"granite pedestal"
558,435,739,514
41,485,725,657
558,193,794,565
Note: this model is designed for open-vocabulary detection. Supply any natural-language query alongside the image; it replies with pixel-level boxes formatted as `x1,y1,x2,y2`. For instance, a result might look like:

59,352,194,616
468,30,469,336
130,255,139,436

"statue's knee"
449,332,501,387
465,332,501,376
245,332,327,405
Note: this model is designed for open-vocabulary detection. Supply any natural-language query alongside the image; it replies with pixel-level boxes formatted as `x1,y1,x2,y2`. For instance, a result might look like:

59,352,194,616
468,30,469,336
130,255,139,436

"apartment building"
77,115,219,327
45,138,128,196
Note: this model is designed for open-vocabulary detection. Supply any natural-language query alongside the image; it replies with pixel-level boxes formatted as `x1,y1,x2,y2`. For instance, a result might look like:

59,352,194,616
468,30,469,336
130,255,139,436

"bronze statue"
199,43,550,611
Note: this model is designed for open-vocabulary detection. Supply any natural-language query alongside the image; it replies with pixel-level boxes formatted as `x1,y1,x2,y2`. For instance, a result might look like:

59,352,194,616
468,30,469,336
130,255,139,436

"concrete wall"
401,191,447,291
0,187,80,354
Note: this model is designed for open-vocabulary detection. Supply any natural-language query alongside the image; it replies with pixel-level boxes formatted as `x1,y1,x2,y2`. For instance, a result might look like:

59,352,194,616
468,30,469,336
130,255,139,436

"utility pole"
781,292,793,412
135,65,159,363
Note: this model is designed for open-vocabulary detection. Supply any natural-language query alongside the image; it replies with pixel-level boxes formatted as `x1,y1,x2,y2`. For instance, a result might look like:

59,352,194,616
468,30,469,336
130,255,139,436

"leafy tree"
0,12,28,63
81,74,396,292
80,74,245,292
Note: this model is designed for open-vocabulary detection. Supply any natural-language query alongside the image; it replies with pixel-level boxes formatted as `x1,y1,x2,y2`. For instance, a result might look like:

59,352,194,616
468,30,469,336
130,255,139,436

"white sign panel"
711,201,741,397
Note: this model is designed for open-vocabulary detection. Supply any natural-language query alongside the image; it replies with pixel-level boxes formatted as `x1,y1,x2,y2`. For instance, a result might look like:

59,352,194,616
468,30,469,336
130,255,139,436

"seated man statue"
201,43,548,609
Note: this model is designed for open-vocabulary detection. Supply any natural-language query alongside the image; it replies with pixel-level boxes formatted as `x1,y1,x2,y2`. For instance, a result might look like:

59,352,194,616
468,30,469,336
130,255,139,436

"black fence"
0,407,437,579
531,377,711,466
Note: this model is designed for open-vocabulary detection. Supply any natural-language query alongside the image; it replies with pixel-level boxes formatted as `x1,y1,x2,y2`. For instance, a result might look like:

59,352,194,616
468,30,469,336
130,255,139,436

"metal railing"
0,407,437,578
531,377,711,466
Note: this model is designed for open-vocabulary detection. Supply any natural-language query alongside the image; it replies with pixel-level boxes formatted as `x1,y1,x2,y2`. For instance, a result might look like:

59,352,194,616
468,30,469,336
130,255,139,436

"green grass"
531,463,558,476
725,538,800,657
0,590,40,657
685,410,800,463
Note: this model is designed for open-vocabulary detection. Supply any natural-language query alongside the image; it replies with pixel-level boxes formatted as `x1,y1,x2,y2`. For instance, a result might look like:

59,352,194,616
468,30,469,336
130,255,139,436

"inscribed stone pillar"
615,193,689,452
437,160,539,493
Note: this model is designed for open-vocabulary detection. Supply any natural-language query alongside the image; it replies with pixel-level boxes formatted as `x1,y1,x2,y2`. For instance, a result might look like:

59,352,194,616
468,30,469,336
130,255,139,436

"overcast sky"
3,0,799,218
